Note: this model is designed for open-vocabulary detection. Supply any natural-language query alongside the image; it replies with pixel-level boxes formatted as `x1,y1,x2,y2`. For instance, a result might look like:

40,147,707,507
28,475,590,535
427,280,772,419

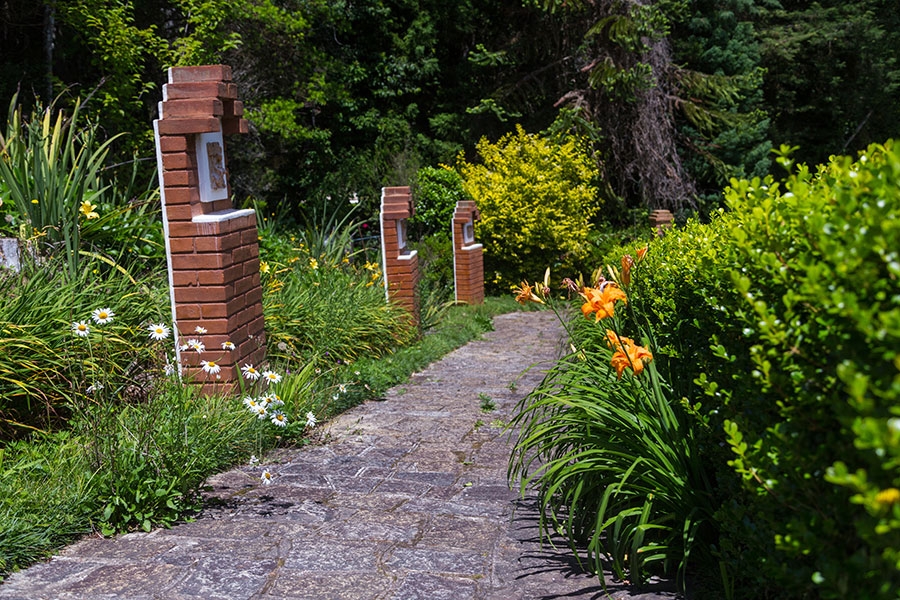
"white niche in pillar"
397,219,408,251
196,131,229,203
463,221,475,245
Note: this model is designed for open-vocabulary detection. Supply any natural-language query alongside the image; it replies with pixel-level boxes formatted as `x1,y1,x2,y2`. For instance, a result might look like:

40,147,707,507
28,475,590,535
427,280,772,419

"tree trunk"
43,1,54,103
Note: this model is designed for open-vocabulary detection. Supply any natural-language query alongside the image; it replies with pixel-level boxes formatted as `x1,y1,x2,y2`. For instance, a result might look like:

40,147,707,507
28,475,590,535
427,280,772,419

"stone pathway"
0,311,680,600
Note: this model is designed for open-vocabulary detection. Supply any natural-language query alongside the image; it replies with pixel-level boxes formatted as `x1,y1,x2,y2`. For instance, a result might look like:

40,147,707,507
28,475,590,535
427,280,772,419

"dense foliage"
3,0,897,217
571,141,900,597
459,126,599,291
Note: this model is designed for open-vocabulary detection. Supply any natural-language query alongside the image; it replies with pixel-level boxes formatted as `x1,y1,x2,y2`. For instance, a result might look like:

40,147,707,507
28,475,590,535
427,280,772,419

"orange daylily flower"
514,281,544,305
580,283,627,321
636,245,648,262
610,339,653,378
604,329,635,349
621,254,634,285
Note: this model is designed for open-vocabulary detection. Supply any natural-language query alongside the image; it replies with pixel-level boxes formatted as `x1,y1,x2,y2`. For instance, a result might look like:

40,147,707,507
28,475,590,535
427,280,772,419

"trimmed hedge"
609,141,900,598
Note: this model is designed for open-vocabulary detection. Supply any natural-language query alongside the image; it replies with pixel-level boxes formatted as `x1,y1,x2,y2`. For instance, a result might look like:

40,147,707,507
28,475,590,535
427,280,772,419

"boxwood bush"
609,141,900,598
458,125,599,292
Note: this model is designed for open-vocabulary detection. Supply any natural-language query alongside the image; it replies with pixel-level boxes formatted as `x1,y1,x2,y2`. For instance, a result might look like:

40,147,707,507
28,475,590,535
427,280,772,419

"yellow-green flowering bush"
609,141,900,598
458,125,600,291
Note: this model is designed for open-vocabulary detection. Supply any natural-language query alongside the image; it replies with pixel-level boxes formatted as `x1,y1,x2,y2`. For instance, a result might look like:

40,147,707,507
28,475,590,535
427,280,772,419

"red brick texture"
154,65,265,391
452,200,485,305
380,186,420,329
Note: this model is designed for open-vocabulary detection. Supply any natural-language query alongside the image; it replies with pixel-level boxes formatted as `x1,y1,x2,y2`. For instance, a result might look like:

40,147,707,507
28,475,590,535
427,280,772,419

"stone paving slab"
0,311,682,600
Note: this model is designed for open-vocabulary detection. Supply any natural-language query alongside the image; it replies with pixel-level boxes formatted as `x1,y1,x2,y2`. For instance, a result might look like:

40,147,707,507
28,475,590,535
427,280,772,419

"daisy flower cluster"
238,362,319,431
71,307,116,338
168,325,242,380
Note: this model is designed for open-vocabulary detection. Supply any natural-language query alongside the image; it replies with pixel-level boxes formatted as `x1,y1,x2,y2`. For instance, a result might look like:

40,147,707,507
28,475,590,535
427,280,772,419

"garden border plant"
508,260,717,593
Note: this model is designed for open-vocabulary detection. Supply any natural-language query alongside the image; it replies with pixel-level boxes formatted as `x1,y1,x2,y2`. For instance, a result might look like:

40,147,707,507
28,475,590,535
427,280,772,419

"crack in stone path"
0,311,680,600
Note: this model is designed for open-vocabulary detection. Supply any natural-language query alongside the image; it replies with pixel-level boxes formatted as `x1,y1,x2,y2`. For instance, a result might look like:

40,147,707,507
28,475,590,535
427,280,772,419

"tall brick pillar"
153,65,266,389
380,186,420,328
452,200,484,305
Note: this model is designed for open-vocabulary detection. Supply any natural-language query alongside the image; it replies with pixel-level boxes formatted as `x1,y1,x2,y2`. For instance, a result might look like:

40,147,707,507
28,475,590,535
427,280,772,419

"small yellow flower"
260,262,270,274
875,488,900,506
309,258,319,270
79,200,99,219
31,199,38,204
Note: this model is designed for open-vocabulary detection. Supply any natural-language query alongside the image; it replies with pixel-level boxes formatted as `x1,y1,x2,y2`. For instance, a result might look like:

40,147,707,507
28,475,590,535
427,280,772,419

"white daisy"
222,340,235,350
72,321,90,337
305,411,317,428
262,370,282,385
260,469,273,485
91,308,114,324
249,455,259,466
201,360,220,375
194,326,207,334
186,339,205,353
148,323,170,340
270,411,287,427
242,364,261,381
254,406,268,419
338,384,347,393
242,396,258,409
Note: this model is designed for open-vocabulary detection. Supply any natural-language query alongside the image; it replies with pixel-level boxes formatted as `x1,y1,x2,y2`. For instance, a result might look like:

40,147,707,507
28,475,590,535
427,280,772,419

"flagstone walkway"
0,311,680,600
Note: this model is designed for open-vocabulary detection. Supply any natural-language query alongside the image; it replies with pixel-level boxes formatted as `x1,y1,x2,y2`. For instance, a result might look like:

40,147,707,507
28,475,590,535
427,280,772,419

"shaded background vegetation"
2,0,897,224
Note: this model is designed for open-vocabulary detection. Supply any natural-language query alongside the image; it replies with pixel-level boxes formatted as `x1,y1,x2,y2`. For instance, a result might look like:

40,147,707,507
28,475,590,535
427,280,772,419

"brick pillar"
452,200,484,305
380,186,420,328
650,209,674,234
153,65,265,391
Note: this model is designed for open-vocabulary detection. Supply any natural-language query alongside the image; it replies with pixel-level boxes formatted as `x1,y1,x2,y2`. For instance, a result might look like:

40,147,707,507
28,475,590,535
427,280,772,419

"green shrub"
410,165,467,238
406,165,464,305
411,233,454,308
458,125,600,292
607,141,900,598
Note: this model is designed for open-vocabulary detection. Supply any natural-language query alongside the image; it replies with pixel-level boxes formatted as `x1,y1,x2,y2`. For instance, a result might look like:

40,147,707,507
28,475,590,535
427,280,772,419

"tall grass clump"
508,264,716,592
0,257,169,439
259,206,416,366
0,94,164,272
